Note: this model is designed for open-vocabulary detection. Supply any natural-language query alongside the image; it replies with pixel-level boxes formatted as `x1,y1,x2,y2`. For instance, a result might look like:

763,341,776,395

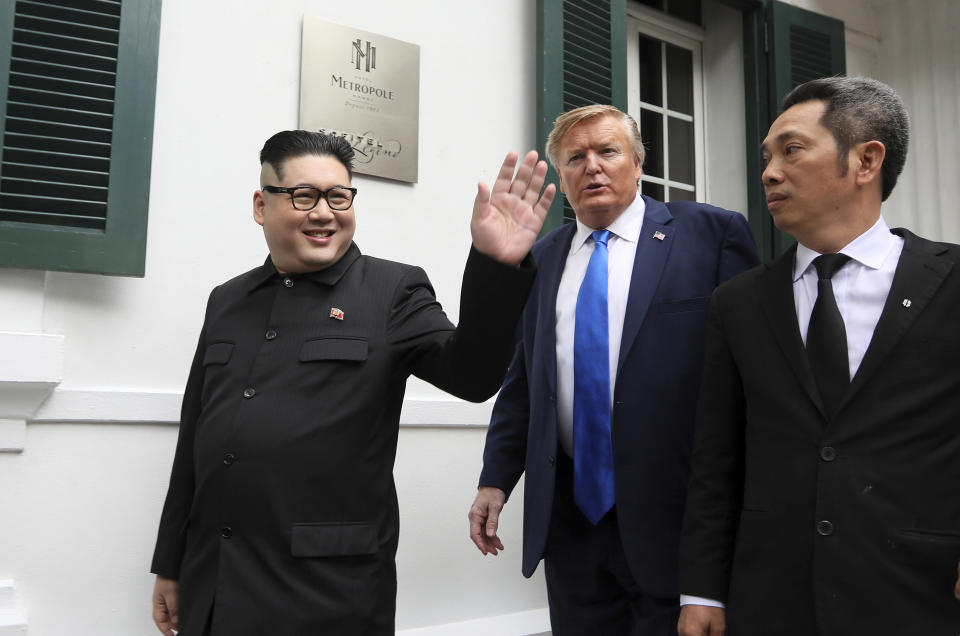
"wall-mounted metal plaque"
300,16,420,183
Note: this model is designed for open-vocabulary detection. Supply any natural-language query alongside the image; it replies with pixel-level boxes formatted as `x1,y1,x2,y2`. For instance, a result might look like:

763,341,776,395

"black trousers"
543,452,680,636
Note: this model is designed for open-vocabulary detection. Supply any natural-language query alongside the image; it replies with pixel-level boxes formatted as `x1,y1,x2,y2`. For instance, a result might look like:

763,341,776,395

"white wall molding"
33,388,182,424
33,388,494,428
0,331,64,452
397,608,550,636
0,420,27,453
0,579,27,635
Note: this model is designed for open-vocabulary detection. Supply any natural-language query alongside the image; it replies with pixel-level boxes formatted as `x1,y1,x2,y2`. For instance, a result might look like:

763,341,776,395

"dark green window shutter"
537,0,627,234
743,0,844,259
0,0,161,276
768,0,845,116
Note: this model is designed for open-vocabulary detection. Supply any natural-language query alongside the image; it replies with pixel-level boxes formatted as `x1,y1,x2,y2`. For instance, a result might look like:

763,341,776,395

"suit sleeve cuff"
680,595,725,608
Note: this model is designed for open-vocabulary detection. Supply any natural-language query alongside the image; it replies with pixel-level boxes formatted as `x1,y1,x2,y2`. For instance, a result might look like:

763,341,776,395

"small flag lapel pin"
653,231,666,241
329,307,345,320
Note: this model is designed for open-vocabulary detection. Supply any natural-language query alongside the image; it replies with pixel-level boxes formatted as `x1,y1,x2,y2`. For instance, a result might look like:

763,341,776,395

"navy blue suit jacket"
478,195,759,597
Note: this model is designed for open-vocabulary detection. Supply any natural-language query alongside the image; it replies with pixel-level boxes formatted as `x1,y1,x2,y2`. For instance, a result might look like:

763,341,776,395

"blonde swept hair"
545,104,645,170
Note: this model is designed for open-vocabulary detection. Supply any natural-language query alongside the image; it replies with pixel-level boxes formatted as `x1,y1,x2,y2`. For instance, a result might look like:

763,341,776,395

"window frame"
626,8,706,203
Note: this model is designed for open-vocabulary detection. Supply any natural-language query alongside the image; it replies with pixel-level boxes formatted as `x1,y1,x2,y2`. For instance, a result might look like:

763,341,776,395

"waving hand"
471,150,556,266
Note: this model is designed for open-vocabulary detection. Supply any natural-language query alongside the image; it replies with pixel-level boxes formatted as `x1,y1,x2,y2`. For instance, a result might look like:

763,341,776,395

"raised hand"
471,150,556,266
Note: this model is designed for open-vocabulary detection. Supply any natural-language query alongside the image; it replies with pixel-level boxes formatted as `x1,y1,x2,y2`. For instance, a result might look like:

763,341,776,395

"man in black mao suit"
150,130,555,635
679,77,960,636
468,104,759,634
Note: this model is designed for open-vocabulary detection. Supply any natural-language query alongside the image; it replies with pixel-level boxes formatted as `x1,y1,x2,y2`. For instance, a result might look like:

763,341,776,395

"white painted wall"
2,0,957,634
874,0,960,243
0,423,546,635
42,0,543,397
781,0,960,243
0,1,549,634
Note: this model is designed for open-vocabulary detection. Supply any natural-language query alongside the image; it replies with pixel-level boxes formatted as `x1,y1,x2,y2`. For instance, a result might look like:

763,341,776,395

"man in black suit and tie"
149,130,555,635
678,76,960,635
468,104,759,634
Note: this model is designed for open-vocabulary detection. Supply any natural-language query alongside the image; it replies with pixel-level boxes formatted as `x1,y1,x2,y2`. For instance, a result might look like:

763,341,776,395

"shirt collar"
571,193,646,255
793,216,897,282
244,242,363,293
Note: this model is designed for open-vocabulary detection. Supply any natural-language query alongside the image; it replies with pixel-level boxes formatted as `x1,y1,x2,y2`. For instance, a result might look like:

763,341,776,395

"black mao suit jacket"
680,229,960,635
152,244,535,635
479,196,759,597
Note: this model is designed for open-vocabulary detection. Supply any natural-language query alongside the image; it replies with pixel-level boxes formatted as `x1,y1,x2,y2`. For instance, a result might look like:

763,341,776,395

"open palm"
471,150,556,266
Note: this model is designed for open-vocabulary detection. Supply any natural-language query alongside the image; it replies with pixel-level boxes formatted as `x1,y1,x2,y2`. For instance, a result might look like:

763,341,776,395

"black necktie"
806,253,852,417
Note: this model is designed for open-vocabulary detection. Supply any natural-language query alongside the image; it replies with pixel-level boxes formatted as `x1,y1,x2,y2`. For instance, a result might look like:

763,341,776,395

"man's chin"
575,202,626,228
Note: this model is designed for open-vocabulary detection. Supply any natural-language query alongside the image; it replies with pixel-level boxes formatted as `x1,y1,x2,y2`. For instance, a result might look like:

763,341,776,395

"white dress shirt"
555,194,645,457
793,215,903,378
681,215,903,610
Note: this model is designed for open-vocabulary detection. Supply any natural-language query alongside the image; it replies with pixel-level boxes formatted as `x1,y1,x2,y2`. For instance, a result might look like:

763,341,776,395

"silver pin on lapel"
902,299,912,308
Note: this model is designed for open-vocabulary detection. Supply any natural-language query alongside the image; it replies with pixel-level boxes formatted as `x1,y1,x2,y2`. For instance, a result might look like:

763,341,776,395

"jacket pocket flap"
291,522,378,557
300,338,368,362
203,342,234,365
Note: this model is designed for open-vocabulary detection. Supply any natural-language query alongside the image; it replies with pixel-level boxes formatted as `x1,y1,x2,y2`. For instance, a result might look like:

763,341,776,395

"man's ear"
854,140,885,188
253,190,266,227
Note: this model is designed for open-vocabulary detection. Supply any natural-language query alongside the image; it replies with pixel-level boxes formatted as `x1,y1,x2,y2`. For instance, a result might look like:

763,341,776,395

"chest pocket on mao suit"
200,341,235,401
203,341,235,365
299,337,369,362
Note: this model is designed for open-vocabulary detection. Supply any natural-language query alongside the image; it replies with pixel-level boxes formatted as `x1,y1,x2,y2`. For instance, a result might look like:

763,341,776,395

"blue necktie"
573,229,615,525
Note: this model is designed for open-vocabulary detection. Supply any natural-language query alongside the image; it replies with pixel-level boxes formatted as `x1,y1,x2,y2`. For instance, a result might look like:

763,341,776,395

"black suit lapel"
841,229,954,408
537,224,577,395
756,245,825,414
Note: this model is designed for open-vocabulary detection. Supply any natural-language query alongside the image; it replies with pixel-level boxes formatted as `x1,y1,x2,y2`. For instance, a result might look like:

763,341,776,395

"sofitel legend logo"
352,39,376,72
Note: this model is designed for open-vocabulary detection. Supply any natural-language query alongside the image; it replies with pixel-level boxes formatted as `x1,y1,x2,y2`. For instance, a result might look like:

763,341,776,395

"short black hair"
259,130,355,180
782,76,909,201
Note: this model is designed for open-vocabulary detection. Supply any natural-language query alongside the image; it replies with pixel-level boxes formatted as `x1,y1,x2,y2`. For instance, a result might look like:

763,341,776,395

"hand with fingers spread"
468,486,506,556
472,150,556,266
152,575,179,636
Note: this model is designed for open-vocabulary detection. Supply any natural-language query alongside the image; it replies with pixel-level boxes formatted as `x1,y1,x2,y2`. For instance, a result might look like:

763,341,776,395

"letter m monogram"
351,39,376,72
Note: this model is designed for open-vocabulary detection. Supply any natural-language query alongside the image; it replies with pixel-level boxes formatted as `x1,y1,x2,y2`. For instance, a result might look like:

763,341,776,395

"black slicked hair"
782,76,909,201
259,130,355,181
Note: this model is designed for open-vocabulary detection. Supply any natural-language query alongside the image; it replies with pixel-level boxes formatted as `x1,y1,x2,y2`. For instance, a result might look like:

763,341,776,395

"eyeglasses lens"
291,188,320,210
325,188,352,210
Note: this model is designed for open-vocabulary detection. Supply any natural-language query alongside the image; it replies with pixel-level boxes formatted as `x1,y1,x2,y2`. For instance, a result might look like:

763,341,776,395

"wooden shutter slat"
12,58,115,85
6,116,111,142
0,207,105,229
7,101,112,127
18,0,121,29
3,161,111,186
